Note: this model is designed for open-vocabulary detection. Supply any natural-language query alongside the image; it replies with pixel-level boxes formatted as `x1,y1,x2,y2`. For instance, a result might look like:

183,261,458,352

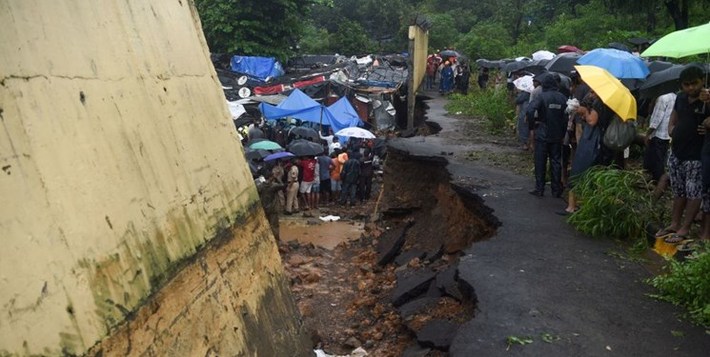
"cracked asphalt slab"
389,93,710,356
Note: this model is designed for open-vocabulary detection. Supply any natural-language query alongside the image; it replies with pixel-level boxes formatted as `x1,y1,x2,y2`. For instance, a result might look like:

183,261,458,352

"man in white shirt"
644,92,676,197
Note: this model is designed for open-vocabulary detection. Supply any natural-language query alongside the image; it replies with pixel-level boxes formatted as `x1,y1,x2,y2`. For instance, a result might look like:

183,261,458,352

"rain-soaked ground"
280,219,364,250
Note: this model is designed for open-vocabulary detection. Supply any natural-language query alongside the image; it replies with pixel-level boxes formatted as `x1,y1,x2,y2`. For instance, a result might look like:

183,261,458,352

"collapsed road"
262,93,710,356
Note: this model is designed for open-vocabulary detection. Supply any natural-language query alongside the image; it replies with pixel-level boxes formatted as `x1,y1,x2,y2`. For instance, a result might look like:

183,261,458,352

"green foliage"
426,13,461,52
195,0,317,60
446,88,514,134
567,167,655,242
330,20,372,56
457,22,512,60
298,24,332,54
649,243,710,327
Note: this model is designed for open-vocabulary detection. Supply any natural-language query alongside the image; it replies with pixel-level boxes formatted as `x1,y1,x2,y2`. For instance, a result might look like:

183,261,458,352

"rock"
394,250,426,266
391,269,436,307
424,244,444,263
287,254,310,267
396,297,440,319
416,319,459,351
436,266,463,301
457,271,478,303
343,336,362,349
426,279,443,298
376,221,414,266
402,344,432,357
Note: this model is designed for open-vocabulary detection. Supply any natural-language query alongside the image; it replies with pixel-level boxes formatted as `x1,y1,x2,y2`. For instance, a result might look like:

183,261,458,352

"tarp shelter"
326,97,362,136
259,89,363,142
230,55,285,82
259,88,324,123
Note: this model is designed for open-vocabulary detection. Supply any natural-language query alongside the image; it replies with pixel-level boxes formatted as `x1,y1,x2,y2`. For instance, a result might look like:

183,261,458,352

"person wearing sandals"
656,64,710,244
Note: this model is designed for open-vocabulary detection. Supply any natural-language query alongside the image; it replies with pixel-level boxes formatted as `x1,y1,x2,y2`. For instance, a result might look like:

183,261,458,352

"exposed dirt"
271,134,503,356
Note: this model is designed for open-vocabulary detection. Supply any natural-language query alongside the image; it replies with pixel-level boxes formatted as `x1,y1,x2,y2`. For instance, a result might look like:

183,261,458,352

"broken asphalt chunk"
416,319,459,351
376,221,414,266
391,269,436,307
394,249,426,266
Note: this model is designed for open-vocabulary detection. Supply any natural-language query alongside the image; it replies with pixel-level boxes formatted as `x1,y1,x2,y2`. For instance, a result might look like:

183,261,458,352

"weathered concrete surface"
392,94,710,356
0,1,309,355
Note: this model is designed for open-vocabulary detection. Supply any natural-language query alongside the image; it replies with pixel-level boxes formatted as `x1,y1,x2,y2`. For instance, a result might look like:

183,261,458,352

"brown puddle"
279,218,364,250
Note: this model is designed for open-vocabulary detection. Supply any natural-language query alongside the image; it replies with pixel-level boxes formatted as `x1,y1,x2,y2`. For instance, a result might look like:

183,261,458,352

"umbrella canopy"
264,151,295,162
440,50,461,58
513,75,535,93
532,50,556,61
639,63,710,99
504,59,547,75
628,37,651,46
608,42,631,52
574,65,637,121
641,22,710,58
249,140,283,151
245,149,270,161
545,52,582,74
577,48,650,79
647,60,675,73
287,139,324,156
475,58,505,69
558,45,582,54
289,126,320,141
335,127,376,139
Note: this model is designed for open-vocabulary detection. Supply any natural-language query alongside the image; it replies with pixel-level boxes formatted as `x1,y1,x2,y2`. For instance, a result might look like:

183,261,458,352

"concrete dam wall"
0,1,309,355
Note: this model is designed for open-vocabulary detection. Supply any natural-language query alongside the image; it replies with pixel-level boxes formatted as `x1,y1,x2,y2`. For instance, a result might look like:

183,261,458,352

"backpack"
603,116,636,152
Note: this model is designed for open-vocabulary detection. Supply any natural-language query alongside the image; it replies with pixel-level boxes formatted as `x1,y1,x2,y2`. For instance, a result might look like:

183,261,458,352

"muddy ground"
269,108,526,356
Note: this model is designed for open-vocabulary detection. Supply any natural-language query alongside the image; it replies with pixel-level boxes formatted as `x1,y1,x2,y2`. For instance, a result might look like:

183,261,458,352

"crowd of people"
269,138,380,215
425,50,471,95
508,63,710,247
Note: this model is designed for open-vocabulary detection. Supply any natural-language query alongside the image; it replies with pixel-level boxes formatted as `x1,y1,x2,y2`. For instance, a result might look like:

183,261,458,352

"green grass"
446,88,515,134
649,243,710,327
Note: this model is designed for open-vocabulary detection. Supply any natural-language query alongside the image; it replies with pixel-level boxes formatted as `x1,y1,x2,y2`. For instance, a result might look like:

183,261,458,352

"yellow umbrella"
574,65,637,122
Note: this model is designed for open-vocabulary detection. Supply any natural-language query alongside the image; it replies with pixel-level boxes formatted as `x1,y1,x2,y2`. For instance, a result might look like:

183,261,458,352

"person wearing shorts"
656,64,709,244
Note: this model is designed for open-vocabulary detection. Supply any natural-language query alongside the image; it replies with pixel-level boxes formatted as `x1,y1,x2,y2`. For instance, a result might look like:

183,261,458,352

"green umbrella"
641,22,710,58
248,140,282,150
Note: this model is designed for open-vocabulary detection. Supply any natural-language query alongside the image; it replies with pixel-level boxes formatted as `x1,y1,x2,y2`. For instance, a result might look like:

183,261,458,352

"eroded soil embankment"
276,145,501,356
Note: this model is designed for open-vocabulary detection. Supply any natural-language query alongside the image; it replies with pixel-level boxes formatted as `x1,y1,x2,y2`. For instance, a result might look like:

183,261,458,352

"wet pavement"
390,93,710,356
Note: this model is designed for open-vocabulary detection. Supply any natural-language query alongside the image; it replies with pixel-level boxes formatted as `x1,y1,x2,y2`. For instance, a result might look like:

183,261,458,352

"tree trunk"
664,0,689,30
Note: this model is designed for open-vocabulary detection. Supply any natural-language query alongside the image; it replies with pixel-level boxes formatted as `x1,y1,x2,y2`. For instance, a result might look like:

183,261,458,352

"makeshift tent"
324,97,362,134
230,56,285,82
259,88,324,123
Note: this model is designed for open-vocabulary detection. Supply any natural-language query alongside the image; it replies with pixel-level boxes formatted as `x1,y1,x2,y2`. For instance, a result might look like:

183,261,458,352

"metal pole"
407,27,415,130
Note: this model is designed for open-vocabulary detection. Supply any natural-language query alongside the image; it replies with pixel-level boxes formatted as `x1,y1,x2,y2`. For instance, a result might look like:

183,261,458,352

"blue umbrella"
264,151,295,161
577,48,650,79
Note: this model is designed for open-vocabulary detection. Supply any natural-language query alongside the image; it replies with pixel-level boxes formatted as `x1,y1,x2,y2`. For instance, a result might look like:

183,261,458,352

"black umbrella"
608,42,631,52
639,64,695,99
647,60,674,73
544,53,581,75
628,37,651,46
440,50,461,58
504,60,547,74
245,148,270,161
287,139,324,156
475,58,504,69
289,126,320,141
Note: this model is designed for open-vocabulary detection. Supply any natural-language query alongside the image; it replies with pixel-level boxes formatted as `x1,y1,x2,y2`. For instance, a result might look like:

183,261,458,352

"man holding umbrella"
526,73,568,198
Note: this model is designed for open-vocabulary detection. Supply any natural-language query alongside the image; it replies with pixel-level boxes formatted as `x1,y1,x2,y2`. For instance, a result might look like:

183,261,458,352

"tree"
194,0,319,60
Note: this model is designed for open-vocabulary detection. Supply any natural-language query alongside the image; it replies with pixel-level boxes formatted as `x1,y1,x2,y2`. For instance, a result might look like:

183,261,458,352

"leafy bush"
567,167,655,242
649,244,710,327
446,88,514,134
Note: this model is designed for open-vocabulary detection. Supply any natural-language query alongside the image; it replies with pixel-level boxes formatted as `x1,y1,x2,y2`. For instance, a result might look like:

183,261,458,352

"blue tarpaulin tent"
259,89,364,142
324,97,362,135
259,89,324,123
230,56,285,82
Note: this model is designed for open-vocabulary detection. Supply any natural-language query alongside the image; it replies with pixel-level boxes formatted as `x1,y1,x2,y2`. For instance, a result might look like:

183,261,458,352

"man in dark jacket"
339,151,361,206
526,72,569,198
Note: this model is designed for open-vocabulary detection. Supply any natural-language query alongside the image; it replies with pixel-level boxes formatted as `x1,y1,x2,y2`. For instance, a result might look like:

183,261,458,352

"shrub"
446,88,514,134
567,167,655,242
649,244,710,327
